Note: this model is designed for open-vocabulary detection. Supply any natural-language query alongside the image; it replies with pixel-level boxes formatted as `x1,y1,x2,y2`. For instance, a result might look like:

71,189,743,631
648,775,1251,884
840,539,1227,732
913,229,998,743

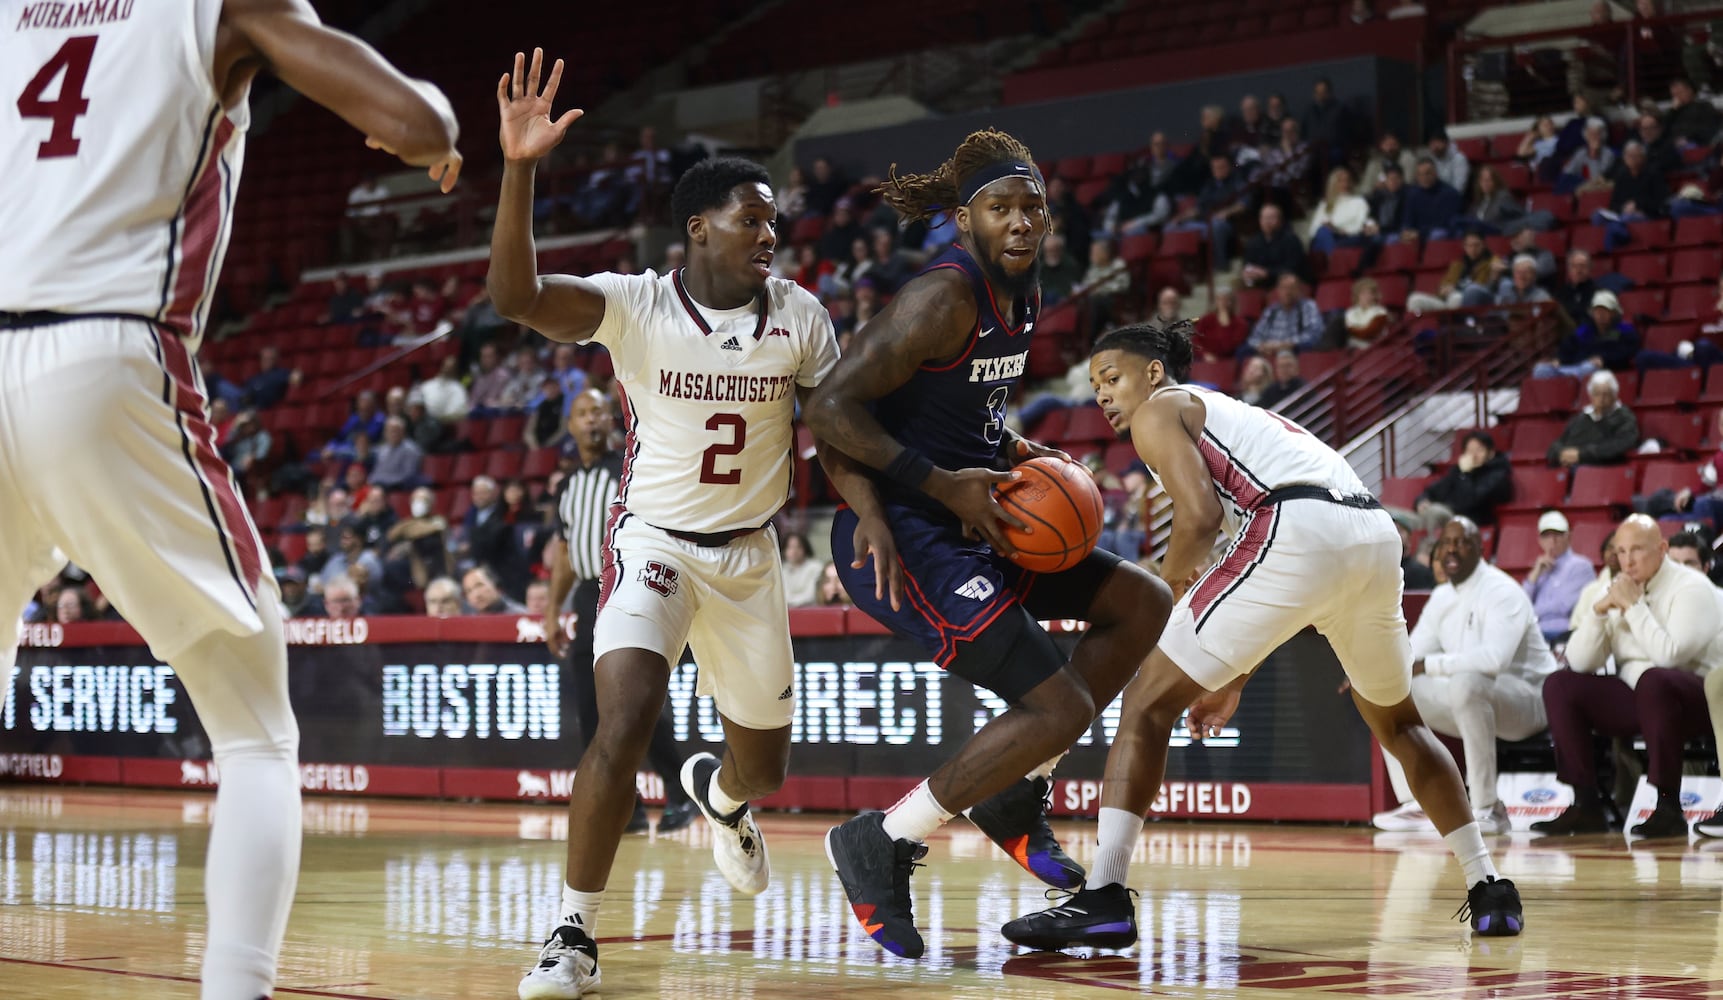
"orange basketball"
994,456,1105,573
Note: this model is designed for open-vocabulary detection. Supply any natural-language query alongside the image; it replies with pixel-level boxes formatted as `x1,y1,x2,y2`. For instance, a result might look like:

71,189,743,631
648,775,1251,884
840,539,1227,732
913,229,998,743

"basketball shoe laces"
1034,883,1139,918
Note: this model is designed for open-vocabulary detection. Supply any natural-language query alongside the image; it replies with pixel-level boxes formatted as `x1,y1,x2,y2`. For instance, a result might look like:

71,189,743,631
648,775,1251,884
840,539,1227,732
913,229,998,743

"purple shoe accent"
1507,917,1521,933
1087,922,1135,936
872,929,909,957
1477,915,1491,932
1028,852,1082,888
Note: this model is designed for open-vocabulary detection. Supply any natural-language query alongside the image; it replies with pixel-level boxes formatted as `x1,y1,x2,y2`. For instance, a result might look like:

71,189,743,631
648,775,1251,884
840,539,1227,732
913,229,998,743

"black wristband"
884,448,935,490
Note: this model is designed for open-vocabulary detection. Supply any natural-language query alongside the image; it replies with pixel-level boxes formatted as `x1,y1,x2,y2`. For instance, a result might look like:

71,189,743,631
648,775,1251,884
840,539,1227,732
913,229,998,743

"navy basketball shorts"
831,501,1121,703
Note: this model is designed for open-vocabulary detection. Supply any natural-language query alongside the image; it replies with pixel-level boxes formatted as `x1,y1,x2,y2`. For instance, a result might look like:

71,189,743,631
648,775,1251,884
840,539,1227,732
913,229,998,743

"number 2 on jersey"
18,36,98,159
700,414,747,485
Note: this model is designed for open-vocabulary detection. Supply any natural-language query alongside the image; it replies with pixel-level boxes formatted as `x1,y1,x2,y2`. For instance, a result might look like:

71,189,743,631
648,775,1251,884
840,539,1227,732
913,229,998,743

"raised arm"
486,49,608,342
804,269,1026,552
1130,392,1224,598
221,0,460,188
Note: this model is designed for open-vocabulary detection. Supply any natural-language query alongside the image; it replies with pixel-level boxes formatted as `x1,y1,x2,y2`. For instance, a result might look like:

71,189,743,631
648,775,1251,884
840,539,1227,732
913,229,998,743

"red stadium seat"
1666,284,1714,321
421,454,455,486
1617,287,1665,319
1314,280,1351,313
1188,359,1236,392
1500,466,1569,511
1673,214,1723,247
1570,226,1608,256
1509,417,1568,462
1380,476,1432,509
1638,408,1705,451
522,448,560,480
1373,241,1419,274
1118,232,1157,263
451,452,486,484
1494,524,1541,573
1103,440,1139,474
1516,376,1580,415
1568,464,1635,507
1639,460,1700,495
1323,246,1363,278
1374,274,1411,309
1569,516,1616,562
1669,249,1721,284
1626,219,1671,249
1091,152,1128,178
1575,190,1613,216
1298,350,1348,381
1642,322,1698,354
1638,367,1702,406
484,450,523,481
1615,253,1668,287
1059,406,1115,444
1421,239,1465,271
1533,229,1570,256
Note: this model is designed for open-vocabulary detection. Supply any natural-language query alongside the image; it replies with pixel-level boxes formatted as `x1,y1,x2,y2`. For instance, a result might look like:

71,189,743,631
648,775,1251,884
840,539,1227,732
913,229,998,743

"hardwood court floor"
2,787,1720,999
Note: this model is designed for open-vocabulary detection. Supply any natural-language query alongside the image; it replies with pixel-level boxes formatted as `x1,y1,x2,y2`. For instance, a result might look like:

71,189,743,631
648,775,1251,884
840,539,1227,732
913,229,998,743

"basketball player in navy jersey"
806,129,1175,958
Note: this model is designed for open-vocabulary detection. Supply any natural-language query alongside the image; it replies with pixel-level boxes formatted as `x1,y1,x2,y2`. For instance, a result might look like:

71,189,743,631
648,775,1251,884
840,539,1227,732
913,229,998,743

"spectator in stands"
1039,232,1083,305
352,486,397,549
467,342,514,414
1667,531,1717,577
1547,369,1640,467
1167,152,1252,272
524,580,552,619
1264,92,1290,138
324,273,366,324
369,416,423,491
1535,514,1723,837
320,522,382,593
779,166,808,221
1666,77,1721,147
818,198,865,264
386,486,452,592
55,587,88,624
547,343,587,412
1300,77,1351,166
405,280,447,336
322,575,362,621
1362,132,1417,192
1491,254,1557,309
1364,163,1409,241
462,565,526,615
1249,274,1324,355
780,532,823,608
297,525,331,581
1401,158,1462,242
1258,350,1305,410
1109,131,1179,234
1524,510,1599,644
324,390,384,461
1506,226,1557,283
1235,355,1273,405
1635,411,1723,526
1308,167,1371,255
1168,105,1231,197
1416,430,1512,527
277,566,321,619
805,156,848,217
1518,115,1563,179
344,175,391,260
223,409,272,482
866,227,915,294
1373,517,1556,834
1636,112,1682,176
1560,118,1616,193
485,345,541,413
1195,284,1250,361
1425,130,1470,194
1407,230,1498,313
1595,141,1670,252
424,577,463,618
242,346,296,409
1234,94,1276,152
1045,175,1093,264
1554,248,1598,328
1398,521,1437,589
1152,286,1181,327
1459,165,1527,236
1348,0,1374,24
625,125,670,221
817,561,851,607
1536,290,1639,380
1345,277,1391,347
1259,117,1314,209
404,394,446,455
1241,203,1307,289
525,376,567,451
1081,238,1131,328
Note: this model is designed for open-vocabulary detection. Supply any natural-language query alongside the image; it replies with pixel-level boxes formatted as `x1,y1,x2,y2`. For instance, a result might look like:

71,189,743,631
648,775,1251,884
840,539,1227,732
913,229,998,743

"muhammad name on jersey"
969,351,1029,384
657,370,796,403
15,0,136,31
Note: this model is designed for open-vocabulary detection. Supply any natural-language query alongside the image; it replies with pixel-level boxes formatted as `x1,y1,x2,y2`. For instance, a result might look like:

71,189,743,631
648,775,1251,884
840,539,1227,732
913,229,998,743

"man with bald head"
1535,515,1723,838
1374,517,1557,833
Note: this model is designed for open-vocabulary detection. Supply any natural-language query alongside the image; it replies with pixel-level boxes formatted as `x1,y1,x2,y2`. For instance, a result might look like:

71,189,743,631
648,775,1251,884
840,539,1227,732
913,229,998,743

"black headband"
959,159,1044,205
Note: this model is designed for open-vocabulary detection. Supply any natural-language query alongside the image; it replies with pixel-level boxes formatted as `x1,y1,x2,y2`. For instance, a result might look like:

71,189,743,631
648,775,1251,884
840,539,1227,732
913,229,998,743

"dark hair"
1670,531,1714,569
669,156,772,236
1463,430,1497,452
780,531,813,558
1384,163,1404,176
877,127,1037,224
1091,320,1195,382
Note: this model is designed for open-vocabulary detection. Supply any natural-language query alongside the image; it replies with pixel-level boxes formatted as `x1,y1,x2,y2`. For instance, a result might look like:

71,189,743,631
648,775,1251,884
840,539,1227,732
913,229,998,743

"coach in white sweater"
1534,515,1723,838
1374,517,1557,834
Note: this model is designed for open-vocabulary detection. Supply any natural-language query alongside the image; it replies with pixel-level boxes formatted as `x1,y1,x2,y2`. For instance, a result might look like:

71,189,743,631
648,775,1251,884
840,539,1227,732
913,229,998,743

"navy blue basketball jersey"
872,243,1038,503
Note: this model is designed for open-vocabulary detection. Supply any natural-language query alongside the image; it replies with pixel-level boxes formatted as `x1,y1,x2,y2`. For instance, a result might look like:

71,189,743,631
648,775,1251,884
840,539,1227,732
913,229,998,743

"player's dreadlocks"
876,128,1038,223
1092,320,1196,383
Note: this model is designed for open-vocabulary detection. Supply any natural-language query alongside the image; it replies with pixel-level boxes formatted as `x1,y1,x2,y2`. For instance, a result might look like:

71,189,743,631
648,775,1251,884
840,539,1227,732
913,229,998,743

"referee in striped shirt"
546,389,696,832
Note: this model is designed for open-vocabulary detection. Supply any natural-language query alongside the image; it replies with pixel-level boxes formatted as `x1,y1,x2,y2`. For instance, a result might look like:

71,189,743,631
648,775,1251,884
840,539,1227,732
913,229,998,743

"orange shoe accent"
1006,834,1030,872
852,902,884,936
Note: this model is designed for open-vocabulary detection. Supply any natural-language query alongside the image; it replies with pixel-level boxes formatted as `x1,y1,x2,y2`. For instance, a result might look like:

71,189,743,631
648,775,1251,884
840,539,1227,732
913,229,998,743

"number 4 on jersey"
18,36,99,159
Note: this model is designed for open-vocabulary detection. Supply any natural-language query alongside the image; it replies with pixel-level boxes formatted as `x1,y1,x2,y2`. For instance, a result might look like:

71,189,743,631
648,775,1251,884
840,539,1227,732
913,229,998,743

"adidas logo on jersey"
955,576,995,601
721,337,742,351
776,684,793,701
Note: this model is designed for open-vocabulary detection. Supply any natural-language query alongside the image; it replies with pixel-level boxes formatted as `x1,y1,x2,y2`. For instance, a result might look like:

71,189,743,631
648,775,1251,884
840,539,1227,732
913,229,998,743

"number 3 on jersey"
700,413,746,485
18,36,99,159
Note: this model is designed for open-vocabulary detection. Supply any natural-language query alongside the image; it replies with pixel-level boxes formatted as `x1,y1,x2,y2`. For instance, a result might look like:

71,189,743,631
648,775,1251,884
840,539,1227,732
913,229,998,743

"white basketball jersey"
0,0,245,348
1151,383,1367,537
584,269,840,534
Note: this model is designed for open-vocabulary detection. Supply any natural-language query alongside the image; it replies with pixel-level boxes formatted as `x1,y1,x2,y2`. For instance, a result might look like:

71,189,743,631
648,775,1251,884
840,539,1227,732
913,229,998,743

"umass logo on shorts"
638,560,680,596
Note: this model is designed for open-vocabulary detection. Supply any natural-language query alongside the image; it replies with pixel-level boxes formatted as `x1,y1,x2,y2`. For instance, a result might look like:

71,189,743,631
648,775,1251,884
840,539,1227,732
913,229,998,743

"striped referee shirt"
553,450,624,580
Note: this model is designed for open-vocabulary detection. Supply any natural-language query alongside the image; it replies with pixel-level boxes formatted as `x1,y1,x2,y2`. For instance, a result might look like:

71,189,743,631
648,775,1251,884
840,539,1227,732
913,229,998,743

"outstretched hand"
1186,685,1241,743
1013,437,1075,466
497,48,584,164
851,511,904,612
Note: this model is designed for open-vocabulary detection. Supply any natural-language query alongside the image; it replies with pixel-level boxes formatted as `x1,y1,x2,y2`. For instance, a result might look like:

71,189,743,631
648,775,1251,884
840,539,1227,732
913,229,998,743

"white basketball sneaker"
518,923,600,1000
1473,801,1512,835
1372,801,1438,833
681,752,770,895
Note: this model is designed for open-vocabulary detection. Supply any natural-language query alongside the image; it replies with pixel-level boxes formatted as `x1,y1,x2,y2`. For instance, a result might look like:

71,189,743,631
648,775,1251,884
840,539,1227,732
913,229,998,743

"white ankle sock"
881,780,955,843
707,766,747,817
560,885,605,936
1028,753,1065,781
1443,822,1498,888
1089,806,1144,890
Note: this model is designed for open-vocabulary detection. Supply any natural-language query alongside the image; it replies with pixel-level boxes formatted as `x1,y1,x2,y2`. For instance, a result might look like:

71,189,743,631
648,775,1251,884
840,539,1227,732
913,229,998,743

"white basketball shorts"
0,318,271,665
1159,499,1413,707
593,511,794,730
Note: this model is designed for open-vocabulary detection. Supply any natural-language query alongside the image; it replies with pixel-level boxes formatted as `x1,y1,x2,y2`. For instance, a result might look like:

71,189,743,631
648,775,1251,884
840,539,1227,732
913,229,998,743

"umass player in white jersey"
0,3,459,998
1004,322,1524,952
487,51,893,1000
806,129,1174,959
